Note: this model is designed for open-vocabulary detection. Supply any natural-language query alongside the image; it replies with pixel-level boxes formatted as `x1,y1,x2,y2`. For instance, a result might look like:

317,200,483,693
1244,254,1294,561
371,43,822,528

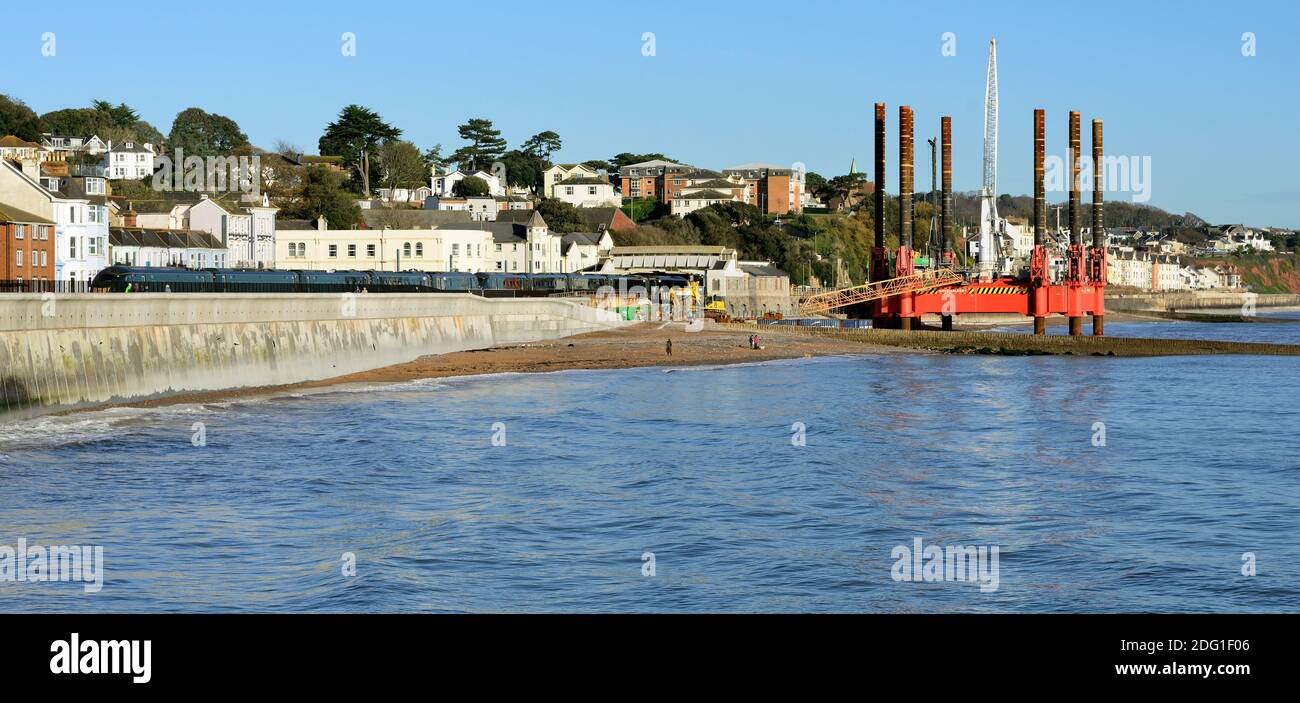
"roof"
0,135,43,149
623,159,688,169
0,203,54,224
608,246,731,271
723,165,794,177
688,179,739,189
277,218,317,230
110,227,224,250
611,245,728,255
579,207,632,232
677,189,731,200
739,263,789,278
526,210,547,228
46,176,107,205
557,176,609,185
363,208,473,229
108,141,153,153
561,232,600,247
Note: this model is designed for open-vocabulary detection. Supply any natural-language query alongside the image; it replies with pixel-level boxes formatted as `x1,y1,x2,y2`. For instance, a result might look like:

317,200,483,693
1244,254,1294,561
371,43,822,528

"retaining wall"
0,293,625,420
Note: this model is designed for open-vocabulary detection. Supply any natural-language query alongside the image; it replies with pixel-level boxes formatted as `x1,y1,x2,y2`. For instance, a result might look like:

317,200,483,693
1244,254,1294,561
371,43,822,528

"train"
89,266,693,296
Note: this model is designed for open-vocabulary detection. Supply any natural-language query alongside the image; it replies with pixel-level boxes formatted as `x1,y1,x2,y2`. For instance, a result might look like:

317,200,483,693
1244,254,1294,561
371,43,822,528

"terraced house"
0,159,107,289
0,201,56,289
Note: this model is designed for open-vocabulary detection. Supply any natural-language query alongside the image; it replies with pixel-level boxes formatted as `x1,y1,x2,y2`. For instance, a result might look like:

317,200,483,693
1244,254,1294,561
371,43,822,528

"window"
403,242,411,257
494,243,501,252
366,244,375,257
15,250,23,266
328,244,338,258
347,244,356,257
88,237,99,255
452,243,459,255
69,238,77,259
415,242,423,257
14,224,24,239
40,226,49,240
565,187,574,195
495,261,503,271
588,186,597,195
40,251,47,267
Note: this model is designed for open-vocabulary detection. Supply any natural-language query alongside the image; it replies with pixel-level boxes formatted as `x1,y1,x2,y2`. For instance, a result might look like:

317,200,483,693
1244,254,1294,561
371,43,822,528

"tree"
40,102,163,148
453,176,490,197
318,105,402,197
168,107,250,157
291,167,361,229
827,173,869,209
449,118,507,172
376,140,426,191
521,130,562,162
91,100,139,127
610,152,677,169
805,171,829,198
535,199,589,234
497,149,546,192
38,108,100,138
582,159,614,174
422,144,445,174
0,95,43,141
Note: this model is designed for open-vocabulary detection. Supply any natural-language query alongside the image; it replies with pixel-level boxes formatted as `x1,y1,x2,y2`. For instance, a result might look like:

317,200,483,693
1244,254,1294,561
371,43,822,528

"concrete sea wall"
0,293,625,420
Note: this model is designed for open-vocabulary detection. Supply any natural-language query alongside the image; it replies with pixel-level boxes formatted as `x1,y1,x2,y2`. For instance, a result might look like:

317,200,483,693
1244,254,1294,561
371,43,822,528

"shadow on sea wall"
0,293,624,421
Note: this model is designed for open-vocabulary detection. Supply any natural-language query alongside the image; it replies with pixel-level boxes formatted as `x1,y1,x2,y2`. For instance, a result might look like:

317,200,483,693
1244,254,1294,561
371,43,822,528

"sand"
83,322,904,412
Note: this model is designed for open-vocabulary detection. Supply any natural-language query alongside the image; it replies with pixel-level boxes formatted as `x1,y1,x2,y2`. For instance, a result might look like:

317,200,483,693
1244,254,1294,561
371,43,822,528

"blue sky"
3,0,1298,226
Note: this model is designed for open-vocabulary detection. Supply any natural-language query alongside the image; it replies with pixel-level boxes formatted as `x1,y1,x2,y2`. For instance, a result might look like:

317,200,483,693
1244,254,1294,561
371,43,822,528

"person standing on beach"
666,339,673,356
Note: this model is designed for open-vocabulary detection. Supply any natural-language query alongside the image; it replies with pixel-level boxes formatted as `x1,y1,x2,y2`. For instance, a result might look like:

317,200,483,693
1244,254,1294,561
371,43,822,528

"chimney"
874,103,886,249
316,215,328,231
123,202,137,228
941,116,953,257
1092,119,1104,249
1069,111,1081,246
899,105,914,249
1034,109,1046,246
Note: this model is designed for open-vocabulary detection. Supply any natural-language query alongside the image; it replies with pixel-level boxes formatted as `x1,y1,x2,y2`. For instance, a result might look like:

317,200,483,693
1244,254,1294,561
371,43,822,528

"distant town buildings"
275,211,611,275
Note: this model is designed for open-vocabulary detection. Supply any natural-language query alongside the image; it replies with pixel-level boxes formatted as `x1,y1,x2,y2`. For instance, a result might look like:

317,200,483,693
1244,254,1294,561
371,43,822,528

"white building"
424,195,499,222
3,166,114,288
543,163,601,198
186,195,279,268
430,168,505,198
561,231,614,273
552,175,621,209
103,140,155,180
109,226,227,269
671,188,738,218
39,134,108,162
275,210,564,274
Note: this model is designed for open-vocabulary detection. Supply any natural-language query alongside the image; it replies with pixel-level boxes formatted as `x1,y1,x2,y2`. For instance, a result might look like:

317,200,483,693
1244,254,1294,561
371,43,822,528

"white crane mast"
977,38,1001,281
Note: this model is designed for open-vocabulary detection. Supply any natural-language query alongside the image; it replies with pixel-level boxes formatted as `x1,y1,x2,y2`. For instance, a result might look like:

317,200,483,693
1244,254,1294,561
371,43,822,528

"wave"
0,402,246,451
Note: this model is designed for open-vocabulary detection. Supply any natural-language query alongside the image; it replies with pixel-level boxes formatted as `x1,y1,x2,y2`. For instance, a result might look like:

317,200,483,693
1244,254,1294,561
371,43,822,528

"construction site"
797,40,1109,336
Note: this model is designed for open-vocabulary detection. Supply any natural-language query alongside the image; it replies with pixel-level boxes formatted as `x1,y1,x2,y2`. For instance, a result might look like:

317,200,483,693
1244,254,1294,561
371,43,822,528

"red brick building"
721,164,803,215
0,202,56,289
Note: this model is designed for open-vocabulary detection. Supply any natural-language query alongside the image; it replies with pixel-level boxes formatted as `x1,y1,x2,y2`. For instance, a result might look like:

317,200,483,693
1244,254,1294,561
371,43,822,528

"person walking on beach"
666,338,673,356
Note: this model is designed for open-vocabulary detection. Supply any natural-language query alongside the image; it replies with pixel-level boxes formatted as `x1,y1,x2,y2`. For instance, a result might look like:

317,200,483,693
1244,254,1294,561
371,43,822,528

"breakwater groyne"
0,293,624,420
